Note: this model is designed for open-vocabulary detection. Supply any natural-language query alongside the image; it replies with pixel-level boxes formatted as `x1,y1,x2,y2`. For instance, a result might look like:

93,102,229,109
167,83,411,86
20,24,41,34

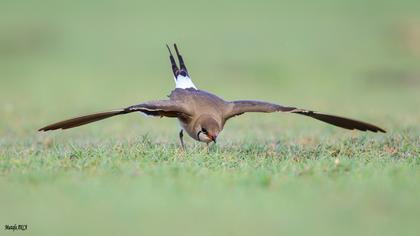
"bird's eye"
201,128,207,133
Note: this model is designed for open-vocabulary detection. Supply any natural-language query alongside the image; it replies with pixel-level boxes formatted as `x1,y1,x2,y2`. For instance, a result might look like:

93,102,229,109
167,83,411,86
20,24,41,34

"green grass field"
1,0,419,235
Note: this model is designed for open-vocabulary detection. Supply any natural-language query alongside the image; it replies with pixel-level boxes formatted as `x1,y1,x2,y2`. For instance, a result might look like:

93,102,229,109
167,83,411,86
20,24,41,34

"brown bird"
39,44,386,149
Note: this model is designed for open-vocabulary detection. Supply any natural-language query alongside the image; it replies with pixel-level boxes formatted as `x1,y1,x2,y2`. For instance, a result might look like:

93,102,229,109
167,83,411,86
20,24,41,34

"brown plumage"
39,44,385,149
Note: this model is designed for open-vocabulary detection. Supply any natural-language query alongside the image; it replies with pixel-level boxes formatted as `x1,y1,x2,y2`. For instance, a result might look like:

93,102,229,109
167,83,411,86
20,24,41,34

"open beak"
208,135,217,143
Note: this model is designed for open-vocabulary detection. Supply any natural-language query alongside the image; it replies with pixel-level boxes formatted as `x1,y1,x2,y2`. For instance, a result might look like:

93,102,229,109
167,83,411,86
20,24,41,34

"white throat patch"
197,131,212,143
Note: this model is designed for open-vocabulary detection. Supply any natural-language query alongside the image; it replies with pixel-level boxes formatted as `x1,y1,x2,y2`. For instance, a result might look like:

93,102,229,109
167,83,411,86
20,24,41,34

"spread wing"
225,100,385,133
38,100,191,131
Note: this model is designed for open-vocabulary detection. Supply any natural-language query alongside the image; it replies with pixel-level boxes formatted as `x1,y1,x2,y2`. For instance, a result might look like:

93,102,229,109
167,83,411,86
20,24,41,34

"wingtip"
366,127,386,133
38,126,61,132
371,125,386,133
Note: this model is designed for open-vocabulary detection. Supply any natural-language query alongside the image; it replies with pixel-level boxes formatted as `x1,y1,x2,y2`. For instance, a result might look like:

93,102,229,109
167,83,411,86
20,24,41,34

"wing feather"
226,100,385,133
39,100,190,131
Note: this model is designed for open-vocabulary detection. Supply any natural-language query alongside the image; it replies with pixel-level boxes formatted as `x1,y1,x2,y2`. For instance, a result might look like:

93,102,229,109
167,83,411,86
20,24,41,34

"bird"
39,44,386,149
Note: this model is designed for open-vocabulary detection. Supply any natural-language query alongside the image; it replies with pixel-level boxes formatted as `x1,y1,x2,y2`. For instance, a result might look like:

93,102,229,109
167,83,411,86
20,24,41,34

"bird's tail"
38,109,128,131
166,44,179,77
174,43,188,73
166,43,197,89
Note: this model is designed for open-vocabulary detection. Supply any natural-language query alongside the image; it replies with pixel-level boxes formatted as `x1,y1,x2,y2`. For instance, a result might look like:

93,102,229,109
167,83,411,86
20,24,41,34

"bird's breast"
177,119,199,141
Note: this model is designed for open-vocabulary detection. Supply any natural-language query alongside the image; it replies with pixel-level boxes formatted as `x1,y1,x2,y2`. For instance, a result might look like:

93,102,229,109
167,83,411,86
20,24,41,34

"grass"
1,135,419,235
1,0,420,235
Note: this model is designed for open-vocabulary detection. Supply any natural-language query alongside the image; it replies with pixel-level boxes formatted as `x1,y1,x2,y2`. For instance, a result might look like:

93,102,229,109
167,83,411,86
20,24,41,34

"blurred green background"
1,0,419,235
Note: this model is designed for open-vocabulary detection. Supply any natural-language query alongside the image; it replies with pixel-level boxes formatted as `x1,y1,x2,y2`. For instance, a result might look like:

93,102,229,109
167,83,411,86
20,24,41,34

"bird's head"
196,116,220,143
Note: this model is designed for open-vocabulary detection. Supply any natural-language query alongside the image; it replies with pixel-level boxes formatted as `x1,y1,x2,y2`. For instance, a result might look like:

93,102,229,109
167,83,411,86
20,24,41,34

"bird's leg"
179,129,185,150
206,143,210,153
